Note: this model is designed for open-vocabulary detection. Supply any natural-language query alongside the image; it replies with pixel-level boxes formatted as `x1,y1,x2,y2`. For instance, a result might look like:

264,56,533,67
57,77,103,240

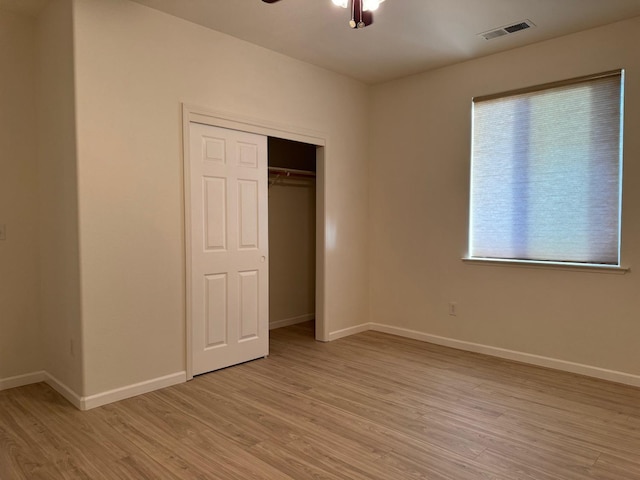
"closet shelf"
268,166,316,177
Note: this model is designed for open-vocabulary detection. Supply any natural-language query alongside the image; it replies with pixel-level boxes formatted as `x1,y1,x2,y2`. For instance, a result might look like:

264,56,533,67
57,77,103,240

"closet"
267,137,316,335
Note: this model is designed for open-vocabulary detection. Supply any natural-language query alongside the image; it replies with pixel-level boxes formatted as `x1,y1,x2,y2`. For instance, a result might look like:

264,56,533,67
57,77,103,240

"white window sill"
462,257,630,274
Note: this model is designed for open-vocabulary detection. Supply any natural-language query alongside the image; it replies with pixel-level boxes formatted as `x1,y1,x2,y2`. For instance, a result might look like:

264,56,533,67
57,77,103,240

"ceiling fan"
262,0,386,29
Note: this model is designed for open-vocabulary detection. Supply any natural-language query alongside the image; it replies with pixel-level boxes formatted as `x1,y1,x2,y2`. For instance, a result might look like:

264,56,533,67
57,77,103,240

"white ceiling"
129,0,640,84
3,0,640,84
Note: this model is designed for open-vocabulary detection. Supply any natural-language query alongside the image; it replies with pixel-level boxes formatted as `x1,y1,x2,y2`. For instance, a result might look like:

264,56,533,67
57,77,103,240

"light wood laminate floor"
2,322,640,479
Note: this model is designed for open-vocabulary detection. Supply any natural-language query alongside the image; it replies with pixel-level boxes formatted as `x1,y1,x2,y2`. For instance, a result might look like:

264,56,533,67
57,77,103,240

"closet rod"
268,166,316,177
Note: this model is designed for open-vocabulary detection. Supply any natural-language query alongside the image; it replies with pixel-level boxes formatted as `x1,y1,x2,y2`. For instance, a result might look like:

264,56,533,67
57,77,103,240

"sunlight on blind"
470,73,623,265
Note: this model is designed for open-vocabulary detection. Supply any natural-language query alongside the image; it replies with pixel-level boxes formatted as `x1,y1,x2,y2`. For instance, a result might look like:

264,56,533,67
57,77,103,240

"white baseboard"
2,370,187,410
0,371,46,392
6,324,639,410
329,322,640,388
45,373,83,409
81,371,186,410
328,323,371,341
1,371,84,409
368,323,640,388
269,313,314,330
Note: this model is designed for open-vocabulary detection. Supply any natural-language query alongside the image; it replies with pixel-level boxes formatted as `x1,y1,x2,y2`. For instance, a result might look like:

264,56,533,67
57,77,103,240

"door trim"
182,104,329,380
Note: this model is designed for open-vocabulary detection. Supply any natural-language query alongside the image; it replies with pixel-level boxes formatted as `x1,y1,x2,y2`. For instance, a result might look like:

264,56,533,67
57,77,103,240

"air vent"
479,19,535,40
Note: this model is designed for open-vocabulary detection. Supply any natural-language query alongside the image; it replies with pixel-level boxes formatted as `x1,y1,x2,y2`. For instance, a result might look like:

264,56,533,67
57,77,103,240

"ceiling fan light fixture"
266,0,380,28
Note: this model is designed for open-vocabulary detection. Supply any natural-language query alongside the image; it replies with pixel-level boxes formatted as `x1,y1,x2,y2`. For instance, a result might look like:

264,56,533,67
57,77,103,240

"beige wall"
8,0,635,401
0,10,41,379
73,0,370,395
36,0,84,393
269,179,316,326
370,17,640,376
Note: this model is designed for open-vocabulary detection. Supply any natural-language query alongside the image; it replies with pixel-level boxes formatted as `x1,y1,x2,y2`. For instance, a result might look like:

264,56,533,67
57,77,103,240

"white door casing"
188,122,269,375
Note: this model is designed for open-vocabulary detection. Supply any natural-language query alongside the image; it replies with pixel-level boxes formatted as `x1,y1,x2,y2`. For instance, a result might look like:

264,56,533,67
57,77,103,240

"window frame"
465,70,628,273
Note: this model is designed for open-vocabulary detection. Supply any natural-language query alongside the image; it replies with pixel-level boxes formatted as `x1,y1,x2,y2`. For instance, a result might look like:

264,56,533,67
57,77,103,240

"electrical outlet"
0,224,5,241
448,302,457,316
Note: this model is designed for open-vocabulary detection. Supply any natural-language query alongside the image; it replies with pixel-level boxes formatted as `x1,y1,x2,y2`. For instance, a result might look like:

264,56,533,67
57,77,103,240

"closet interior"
267,137,317,335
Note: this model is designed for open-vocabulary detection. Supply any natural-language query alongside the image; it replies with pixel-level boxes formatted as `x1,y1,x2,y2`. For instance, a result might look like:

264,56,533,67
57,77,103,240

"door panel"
238,142,258,169
238,180,259,249
204,177,227,251
189,122,268,375
205,273,227,348
239,270,259,340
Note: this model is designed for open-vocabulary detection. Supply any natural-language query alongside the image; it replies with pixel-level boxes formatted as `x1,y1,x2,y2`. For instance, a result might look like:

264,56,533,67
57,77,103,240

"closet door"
188,123,269,375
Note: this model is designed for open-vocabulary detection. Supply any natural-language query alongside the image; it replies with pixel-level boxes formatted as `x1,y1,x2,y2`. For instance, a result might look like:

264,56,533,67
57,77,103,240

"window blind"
470,71,623,265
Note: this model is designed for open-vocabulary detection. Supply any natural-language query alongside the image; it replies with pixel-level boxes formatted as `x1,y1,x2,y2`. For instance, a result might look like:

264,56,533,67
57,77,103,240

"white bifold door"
188,122,269,376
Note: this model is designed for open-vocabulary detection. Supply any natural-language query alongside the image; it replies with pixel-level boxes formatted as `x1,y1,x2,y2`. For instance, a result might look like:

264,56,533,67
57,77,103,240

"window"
469,71,624,266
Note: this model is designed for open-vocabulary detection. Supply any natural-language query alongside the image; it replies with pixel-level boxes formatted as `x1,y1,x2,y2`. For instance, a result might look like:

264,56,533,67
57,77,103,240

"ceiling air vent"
479,19,535,40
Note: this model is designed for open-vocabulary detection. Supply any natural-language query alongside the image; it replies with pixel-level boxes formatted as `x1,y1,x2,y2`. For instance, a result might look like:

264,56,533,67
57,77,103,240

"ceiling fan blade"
262,0,282,3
